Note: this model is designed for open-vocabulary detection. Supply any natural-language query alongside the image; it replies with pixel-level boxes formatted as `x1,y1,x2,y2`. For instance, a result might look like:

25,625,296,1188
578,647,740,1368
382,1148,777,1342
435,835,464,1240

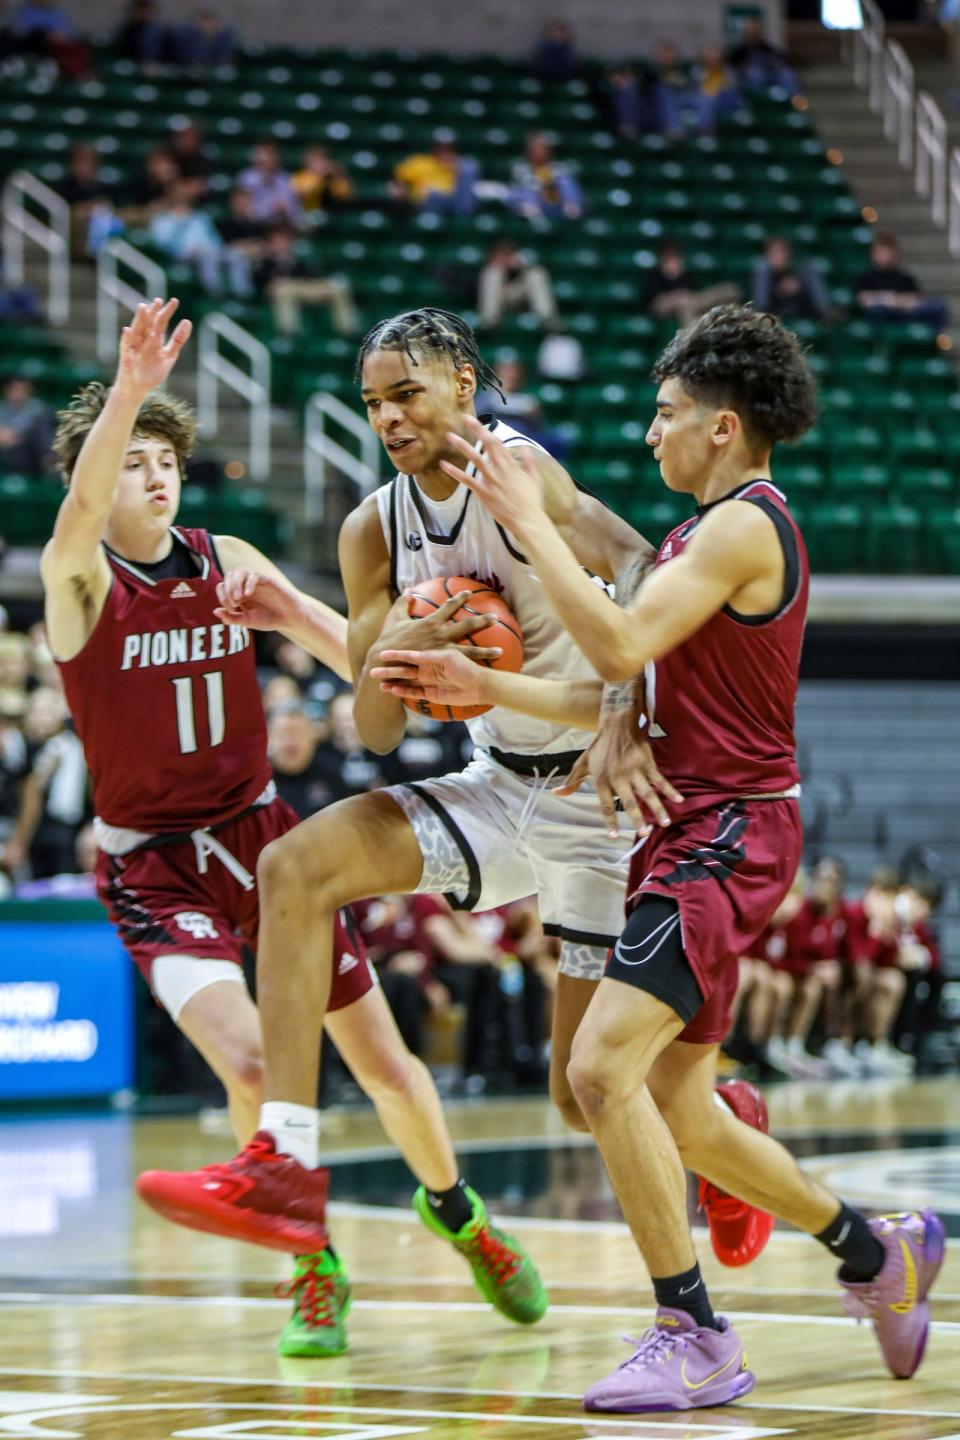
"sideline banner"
0,920,133,1099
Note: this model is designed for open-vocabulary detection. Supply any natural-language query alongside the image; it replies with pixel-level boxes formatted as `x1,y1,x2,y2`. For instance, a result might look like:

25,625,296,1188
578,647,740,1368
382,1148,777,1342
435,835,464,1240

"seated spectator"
855,231,949,335
115,0,168,65
477,238,559,330
268,701,340,817
237,142,301,227
392,139,479,217
0,376,54,476
604,66,649,140
169,121,212,203
0,280,42,325
477,357,569,459
56,143,117,254
752,235,829,322
172,6,234,68
8,685,87,881
13,821,96,899
292,145,354,214
726,16,797,95
149,182,249,296
312,693,384,802
218,185,270,270
894,878,944,1063
755,872,833,1078
510,132,583,223
255,226,359,336
9,0,89,74
694,44,741,133
650,41,703,141
126,146,181,217
791,855,864,1076
380,709,471,787
643,240,739,329
532,19,576,84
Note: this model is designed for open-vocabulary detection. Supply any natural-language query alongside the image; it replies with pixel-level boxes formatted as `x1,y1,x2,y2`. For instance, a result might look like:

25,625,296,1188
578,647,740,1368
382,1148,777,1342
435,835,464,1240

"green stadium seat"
864,503,925,574
803,502,867,572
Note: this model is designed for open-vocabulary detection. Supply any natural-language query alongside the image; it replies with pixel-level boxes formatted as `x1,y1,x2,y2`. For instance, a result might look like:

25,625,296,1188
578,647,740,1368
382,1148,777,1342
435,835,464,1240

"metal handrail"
2,170,70,324
916,91,948,226
197,312,271,482
853,0,884,109
948,147,960,257
883,40,914,169
304,391,380,525
97,238,166,363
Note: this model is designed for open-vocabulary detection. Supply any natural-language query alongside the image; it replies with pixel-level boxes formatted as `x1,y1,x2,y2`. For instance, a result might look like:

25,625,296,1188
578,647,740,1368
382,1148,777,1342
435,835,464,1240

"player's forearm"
522,520,644,683
354,661,408,754
278,592,352,683
480,669,602,731
68,381,144,516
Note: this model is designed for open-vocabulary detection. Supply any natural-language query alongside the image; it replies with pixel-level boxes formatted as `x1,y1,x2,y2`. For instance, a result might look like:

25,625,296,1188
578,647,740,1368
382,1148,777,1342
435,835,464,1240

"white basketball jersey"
374,416,603,756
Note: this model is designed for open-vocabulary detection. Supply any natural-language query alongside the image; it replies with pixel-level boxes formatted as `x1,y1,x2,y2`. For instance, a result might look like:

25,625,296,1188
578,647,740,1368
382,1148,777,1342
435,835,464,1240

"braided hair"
355,307,503,398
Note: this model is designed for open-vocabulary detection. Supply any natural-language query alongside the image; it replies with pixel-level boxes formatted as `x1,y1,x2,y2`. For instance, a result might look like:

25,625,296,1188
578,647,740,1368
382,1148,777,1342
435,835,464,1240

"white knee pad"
151,954,246,1023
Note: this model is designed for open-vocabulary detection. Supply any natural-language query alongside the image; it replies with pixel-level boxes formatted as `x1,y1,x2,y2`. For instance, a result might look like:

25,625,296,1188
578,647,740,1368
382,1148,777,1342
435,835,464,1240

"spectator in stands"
0,642,29,886
313,692,384,802
510,132,583,223
169,121,212,203
0,376,54,477
752,235,829,322
650,41,702,141
10,0,89,74
218,185,269,282
149,181,248,296
172,6,234,69
604,67,649,140
855,231,949,335
694,44,741,133
7,685,87,880
476,357,569,459
115,0,168,66
380,709,471,787
392,138,479,217
13,820,97,898
291,145,354,214
726,16,797,95
237,142,301,226
643,240,739,329
477,238,559,330
126,146,181,219
532,19,576,84
268,701,341,818
0,278,42,325
56,143,118,254
255,225,359,336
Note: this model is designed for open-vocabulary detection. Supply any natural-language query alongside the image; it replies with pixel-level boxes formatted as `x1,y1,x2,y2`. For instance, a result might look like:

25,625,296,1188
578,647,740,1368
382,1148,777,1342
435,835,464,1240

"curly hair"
53,382,198,487
651,304,818,447
355,307,503,398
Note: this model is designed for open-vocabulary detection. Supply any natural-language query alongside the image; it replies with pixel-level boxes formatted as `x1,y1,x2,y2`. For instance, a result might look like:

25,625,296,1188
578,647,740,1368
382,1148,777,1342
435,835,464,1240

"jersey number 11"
171,672,226,754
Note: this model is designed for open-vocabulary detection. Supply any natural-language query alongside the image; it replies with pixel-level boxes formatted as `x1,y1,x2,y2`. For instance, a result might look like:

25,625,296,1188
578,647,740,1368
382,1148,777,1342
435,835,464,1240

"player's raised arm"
212,536,352,682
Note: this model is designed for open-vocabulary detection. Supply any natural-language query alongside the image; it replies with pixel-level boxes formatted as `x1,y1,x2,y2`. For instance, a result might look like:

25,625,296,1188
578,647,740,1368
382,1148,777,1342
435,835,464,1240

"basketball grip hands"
373,589,503,681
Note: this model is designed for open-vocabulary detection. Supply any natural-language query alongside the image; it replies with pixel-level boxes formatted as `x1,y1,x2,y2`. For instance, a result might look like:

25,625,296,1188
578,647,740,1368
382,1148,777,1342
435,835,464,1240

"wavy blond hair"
53,382,198,486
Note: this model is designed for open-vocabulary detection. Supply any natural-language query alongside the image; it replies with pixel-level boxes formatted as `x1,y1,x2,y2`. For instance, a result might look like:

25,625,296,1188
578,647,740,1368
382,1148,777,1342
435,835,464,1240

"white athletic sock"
259,1101,319,1169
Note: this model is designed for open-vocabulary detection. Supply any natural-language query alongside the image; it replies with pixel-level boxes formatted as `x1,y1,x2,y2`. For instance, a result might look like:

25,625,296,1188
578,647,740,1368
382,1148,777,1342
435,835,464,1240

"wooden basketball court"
1,1078,958,1439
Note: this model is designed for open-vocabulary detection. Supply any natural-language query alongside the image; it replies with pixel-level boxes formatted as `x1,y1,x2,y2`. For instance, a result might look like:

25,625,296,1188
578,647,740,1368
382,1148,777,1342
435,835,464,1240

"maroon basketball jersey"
58,526,272,832
644,479,808,800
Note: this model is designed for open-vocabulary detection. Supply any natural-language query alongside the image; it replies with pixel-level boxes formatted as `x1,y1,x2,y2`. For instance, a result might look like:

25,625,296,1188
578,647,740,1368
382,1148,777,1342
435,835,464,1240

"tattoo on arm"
599,549,654,716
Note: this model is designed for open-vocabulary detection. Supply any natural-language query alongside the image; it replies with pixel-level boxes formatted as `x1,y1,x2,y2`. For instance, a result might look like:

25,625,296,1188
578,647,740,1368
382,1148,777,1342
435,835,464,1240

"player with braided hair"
142,305,780,1309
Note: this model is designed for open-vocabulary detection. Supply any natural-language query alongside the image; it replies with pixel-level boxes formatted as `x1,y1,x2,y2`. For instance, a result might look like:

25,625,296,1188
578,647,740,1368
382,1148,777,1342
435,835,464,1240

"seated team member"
759,872,831,1078
845,869,913,1077
137,305,777,1285
791,855,860,1076
48,298,545,1357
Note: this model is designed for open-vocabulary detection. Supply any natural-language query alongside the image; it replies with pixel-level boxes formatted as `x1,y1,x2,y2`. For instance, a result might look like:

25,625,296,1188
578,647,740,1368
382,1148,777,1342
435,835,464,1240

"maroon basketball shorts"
95,796,373,1012
620,796,803,1045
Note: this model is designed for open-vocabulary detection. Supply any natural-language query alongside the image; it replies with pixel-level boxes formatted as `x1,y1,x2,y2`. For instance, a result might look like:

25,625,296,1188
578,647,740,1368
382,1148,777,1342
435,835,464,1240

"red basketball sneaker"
136,1131,329,1254
697,1081,775,1268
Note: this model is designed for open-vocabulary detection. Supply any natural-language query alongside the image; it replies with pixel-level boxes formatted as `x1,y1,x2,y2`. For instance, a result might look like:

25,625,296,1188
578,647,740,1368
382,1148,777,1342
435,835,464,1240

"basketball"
404,575,524,721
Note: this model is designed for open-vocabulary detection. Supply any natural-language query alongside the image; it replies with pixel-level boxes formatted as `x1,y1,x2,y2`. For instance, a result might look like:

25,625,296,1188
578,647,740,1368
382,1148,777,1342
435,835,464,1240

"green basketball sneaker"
413,1184,548,1325
277,1247,351,1357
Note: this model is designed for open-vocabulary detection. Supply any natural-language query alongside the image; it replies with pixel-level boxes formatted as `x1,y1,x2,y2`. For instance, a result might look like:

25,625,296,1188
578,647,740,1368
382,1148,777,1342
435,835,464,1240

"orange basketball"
404,575,524,721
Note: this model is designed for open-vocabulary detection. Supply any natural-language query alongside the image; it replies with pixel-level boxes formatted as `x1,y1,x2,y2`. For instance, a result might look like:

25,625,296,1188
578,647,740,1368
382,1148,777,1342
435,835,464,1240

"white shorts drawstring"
191,829,255,891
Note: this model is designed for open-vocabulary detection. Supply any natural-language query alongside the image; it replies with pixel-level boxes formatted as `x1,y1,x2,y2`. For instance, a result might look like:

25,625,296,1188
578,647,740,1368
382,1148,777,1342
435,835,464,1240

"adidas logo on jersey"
338,952,359,975
170,581,197,599
660,540,674,562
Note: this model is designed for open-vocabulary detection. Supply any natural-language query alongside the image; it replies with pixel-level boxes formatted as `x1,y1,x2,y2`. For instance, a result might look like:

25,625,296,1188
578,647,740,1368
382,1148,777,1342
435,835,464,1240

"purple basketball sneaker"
839,1210,945,1379
583,1307,755,1413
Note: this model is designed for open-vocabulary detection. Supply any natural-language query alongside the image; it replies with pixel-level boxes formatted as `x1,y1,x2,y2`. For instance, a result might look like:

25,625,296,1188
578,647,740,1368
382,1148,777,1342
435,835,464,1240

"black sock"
652,1262,718,1331
426,1177,474,1233
815,1202,884,1281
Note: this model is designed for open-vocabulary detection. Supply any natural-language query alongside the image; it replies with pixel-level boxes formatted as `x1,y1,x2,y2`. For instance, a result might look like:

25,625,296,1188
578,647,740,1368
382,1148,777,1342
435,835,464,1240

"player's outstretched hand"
117,297,191,396
376,588,503,662
441,415,545,538
371,647,489,707
214,569,298,632
558,722,683,838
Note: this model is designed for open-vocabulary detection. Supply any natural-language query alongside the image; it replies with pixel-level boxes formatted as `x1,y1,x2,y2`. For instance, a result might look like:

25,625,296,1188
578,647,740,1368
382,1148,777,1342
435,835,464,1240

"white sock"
259,1101,319,1169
